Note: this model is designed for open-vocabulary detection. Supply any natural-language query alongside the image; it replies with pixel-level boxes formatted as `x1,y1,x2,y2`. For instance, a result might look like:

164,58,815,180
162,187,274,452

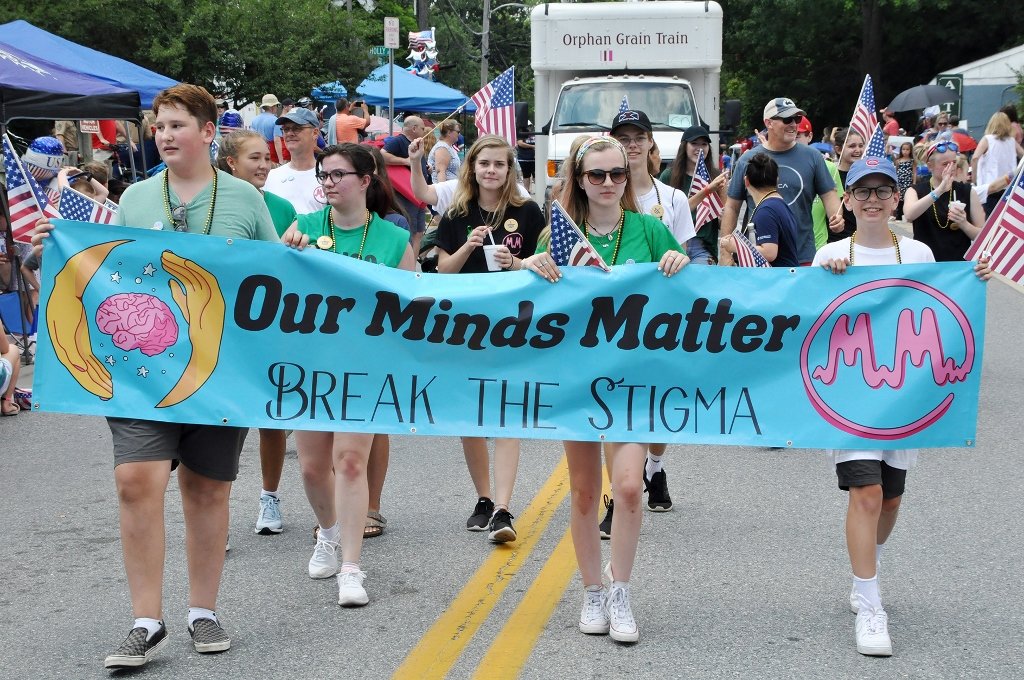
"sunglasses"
171,205,188,232
850,186,895,201
316,169,362,184
582,168,628,185
773,115,804,125
926,141,959,158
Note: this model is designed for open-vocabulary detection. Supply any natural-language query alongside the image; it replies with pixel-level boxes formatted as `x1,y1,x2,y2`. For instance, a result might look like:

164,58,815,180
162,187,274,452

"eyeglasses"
614,135,648,147
171,205,188,232
773,115,803,125
850,186,896,201
582,168,628,185
316,169,362,184
281,125,311,134
926,141,959,158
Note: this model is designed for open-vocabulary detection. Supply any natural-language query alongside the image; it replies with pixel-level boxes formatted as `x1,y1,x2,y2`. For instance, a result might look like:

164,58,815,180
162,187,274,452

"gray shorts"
836,459,907,499
107,417,248,482
396,194,427,234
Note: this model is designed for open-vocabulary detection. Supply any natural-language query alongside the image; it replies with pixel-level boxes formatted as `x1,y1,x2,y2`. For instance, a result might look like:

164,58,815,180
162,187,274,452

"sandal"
364,511,387,538
1,398,20,416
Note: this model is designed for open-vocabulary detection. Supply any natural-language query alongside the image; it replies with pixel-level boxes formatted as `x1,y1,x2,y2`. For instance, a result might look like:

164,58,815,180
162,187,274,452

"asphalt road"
1,279,1022,680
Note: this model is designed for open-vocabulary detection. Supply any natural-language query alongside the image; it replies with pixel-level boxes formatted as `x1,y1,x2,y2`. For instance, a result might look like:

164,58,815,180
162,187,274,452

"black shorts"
836,459,907,499
107,417,249,482
518,159,535,179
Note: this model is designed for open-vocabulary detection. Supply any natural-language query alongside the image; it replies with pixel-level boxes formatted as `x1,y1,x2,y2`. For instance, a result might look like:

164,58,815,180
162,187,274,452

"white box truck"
530,1,724,204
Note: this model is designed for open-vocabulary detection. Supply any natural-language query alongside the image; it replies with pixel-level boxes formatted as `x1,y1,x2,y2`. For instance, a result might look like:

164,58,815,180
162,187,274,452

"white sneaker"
255,494,283,534
855,601,893,656
308,537,339,579
578,588,609,635
604,584,639,643
337,569,369,607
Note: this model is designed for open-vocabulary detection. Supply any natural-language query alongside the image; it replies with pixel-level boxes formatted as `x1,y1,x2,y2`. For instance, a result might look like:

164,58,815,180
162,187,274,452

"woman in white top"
971,111,1024,216
428,120,462,183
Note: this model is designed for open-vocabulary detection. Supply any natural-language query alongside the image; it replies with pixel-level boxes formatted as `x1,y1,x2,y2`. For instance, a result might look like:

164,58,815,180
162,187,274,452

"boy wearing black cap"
813,156,992,657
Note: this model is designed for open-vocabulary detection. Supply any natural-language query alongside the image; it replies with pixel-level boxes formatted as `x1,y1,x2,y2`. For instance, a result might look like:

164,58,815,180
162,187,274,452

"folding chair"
0,291,37,363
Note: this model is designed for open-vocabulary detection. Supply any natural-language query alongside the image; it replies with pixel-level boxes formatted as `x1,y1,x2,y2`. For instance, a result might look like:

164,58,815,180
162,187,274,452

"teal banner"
35,220,987,449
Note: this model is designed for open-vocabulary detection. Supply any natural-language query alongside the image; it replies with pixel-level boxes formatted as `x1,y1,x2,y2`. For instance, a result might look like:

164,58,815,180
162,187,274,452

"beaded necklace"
647,175,664,219
584,209,625,265
325,209,371,259
929,183,957,230
750,190,780,222
163,169,218,235
849,229,901,265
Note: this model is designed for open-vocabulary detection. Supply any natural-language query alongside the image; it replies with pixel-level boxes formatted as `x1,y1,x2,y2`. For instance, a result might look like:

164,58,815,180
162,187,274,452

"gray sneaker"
104,624,168,668
188,617,231,653
255,493,283,534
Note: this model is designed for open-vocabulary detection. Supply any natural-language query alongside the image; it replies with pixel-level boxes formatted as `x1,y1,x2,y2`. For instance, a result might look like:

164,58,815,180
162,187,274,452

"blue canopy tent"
0,20,176,108
0,41,140,124
356,66,476,114
311,81,348,103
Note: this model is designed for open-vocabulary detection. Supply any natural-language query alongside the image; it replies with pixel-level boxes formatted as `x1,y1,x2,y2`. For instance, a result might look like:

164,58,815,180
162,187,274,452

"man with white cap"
721,97,842,264
249,94,282,164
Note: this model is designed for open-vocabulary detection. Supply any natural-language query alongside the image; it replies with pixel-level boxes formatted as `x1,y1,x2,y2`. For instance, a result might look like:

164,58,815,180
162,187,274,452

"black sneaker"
467,497,494,531
188,617,231,654
104,624,168,668
644,469,673,512
599,495,614,540
488,508,517,543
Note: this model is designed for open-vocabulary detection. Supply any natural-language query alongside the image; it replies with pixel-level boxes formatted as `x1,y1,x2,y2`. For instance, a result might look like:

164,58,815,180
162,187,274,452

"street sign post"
384,17,400,135
937,73,963,118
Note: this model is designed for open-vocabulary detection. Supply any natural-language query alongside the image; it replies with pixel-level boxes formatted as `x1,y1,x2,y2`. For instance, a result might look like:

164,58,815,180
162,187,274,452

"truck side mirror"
723,99,742,131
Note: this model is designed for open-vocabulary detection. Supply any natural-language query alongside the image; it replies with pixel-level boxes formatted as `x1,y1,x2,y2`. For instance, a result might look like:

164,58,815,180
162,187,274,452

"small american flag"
618,95,630,114
471,66,516,146
864,123,886,158
3,133,60,243
965,166,1024,283
689,150,724,230
849,75,878,145
731,229,771,268
58,187,117,224
549,200,609,271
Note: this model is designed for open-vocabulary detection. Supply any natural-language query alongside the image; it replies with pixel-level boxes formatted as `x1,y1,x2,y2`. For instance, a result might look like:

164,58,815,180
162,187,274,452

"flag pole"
418,102,467,140
833,74,872,221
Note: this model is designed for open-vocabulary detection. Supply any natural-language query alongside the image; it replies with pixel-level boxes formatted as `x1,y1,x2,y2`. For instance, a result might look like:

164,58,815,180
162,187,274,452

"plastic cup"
949,200,965,212
483,244,502,271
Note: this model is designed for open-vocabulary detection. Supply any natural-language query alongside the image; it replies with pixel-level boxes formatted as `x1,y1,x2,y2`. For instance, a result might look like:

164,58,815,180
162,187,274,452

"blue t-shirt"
384,134,429,176
250,111,277,142
752,196,800,268
728,145,835,263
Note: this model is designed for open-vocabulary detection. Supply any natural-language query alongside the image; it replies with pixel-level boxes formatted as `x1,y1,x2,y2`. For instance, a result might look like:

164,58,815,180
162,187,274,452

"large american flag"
965,165,1024,283
689,150,724,229
3,133,61,243
865,123,886,158
58,187,117,224
471,66,516,146
730,229,771,268
549,200,609,271
849,75,878,145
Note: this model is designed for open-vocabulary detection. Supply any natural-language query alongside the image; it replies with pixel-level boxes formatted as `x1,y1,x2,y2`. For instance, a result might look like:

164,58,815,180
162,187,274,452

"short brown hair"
153,84,218,128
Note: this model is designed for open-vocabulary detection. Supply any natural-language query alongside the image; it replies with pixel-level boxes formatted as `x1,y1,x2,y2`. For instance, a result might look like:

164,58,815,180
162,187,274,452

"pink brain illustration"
95,293,179,356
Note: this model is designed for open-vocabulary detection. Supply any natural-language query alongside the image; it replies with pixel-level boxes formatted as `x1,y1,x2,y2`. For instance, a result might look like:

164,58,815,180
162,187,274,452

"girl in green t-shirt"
281,143,415,608
522,136,689,644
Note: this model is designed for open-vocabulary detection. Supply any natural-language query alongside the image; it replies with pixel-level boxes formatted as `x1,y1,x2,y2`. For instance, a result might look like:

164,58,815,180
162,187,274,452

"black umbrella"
887,84,958,112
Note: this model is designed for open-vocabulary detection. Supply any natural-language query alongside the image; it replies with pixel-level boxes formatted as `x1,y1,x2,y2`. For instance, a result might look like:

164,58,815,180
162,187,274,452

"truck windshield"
552,82,697,132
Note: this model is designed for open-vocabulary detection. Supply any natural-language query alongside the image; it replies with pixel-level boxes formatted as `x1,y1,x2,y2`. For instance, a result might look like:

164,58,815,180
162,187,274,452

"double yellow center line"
393,457,581,679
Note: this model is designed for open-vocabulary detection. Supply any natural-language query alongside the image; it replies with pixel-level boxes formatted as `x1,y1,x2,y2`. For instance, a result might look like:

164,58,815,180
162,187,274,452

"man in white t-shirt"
263,108,325,215
813,156,992,659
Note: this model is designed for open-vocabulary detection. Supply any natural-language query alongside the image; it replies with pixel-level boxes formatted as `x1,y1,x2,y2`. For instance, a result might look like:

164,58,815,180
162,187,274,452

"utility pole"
481,0,491,89
416,0,430,30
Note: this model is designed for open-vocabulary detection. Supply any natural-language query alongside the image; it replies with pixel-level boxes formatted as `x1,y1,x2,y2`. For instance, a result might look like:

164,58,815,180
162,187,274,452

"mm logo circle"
799,278,976,440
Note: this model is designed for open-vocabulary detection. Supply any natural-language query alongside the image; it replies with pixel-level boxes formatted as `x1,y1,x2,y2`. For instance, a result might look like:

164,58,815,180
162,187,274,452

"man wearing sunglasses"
721,98,842,265
264,108,326,215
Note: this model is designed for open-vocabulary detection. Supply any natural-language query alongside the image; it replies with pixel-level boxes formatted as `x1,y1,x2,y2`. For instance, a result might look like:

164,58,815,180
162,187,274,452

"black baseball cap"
682,125,711,143
610,110,652,134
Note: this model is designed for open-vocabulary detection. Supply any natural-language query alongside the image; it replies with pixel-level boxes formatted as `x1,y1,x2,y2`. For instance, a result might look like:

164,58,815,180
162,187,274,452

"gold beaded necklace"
162,169,218,235
929,184,958,230
584,209,625,265
324,209,371,259
849,229,901,265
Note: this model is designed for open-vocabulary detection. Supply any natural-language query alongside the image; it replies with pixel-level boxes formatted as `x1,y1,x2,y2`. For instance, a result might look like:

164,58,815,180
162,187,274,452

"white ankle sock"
133,617,163,640
876,543,885,565
584,584,603,593
319,523,340,542
340,562,360,573
261,489,279,499
187,607,217,627
645,454,663,478
852,576,882,611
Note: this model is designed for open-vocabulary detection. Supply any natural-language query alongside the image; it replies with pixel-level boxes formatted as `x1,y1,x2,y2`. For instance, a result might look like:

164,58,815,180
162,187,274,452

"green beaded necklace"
325,209,371,259
162,169,218,235
584,209,625,265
